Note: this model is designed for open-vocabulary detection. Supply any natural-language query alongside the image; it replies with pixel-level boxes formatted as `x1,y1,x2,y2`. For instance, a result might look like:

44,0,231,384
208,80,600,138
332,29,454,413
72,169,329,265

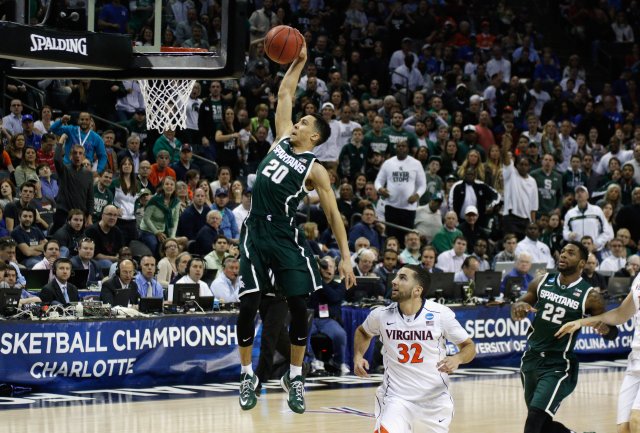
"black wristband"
603,325,619,341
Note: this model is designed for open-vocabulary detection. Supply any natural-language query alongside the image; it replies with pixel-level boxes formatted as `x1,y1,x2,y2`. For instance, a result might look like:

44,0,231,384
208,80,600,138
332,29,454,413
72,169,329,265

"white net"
138,79,196,133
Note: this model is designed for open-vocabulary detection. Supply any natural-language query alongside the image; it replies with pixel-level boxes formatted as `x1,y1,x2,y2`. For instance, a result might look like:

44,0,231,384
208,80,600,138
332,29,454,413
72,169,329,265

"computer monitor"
171,283,200,306
428,272,460,300
346,276,382,302
474,271,502,297
0,288,21,315
608,277,631,300
112,289,131,307
198,296,215,311
68,269,89,289
23,269,50,290
504,276,526,301
139,297,164,314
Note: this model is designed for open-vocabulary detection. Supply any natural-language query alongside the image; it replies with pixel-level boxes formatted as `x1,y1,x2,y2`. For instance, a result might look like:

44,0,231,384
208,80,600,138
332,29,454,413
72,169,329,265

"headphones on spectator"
115,258,138,277
355,248,371,264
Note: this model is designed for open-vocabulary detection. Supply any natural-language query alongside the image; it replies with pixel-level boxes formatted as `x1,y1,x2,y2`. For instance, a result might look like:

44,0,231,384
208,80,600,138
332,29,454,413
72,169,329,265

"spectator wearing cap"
211,187,239,243
420,156,444,205
312,102,340,172
22,115,42,150
449,167,500,229
457,205,488,253
563,185,613,251
232,187,251,229
515,222,555,269
431,211,463,254
170,143,199,182
388,36,418,75
500,135,538,240
460,124,486,161
176,187,210,240
530,153,563,216
414,191,443,242
374,140,426,243
2,99,23,136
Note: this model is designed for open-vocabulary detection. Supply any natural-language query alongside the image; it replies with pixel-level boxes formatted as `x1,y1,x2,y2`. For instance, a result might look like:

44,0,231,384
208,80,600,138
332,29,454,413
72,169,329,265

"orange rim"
160,46,209,53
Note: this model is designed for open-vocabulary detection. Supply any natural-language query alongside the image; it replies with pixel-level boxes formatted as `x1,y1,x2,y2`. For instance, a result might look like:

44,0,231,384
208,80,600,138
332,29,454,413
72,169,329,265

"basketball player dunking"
236,38,355,414
354,265,476,433
512,241,618,433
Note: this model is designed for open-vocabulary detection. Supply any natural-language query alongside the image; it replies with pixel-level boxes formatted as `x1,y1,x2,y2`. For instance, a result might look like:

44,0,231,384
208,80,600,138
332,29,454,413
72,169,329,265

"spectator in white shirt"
392,54,425,93
598,238,627,273
232,188,251,230
312,102,340,171
486,45,511,83
375,141,426,243
2,99,24,136
501,135,539,240
595,135,633,175
388,37,418,74
437,236,469,273
174,256,210,297
515,222,555,269
454,256,479,283
557,120,578,172
611,11,635,43
209,256,241,303
563,185,614,251
414,192,443,242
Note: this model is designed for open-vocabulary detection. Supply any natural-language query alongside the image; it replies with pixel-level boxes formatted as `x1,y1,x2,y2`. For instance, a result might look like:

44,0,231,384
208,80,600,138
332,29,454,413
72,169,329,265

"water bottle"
76,302,84,318
213,298,220,311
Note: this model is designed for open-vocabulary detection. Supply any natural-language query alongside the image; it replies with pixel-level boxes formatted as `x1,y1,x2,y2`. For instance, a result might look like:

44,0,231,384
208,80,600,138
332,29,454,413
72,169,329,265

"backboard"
0,0,247,79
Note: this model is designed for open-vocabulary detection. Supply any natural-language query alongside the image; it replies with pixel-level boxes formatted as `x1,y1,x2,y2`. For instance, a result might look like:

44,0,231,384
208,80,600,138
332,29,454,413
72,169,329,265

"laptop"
494,262,515,276
428,272,460,300
529,262,548,277
474,271,502,297
22,269,50,290
346,276,382,301
608,276,631,300
139,298,164,314
112,289,131,307
68,269,90,289
198,296,214,311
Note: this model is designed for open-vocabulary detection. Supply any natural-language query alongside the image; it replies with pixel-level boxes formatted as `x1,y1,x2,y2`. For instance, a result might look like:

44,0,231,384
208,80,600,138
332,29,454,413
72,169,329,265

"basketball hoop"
138,47,208,133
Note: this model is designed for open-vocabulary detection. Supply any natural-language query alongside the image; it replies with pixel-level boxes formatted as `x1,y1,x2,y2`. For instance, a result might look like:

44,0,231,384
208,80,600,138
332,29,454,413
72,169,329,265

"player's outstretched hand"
511,302,537,321
437,356,460,374
554,320,582,338
353,356,369,378
592,321,610,335
339,259,356,289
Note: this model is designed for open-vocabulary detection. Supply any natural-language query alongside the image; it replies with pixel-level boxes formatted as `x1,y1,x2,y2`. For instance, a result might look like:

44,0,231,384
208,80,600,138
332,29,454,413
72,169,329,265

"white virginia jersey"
629,274,640,372
362,300,470,402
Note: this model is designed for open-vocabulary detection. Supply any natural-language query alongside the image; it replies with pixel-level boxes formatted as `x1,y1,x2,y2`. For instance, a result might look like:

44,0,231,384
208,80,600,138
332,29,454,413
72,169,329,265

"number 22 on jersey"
397,343,424,363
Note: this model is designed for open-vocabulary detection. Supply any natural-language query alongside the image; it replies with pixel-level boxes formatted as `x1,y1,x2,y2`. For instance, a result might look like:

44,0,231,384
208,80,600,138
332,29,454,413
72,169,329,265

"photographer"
307,256,349,375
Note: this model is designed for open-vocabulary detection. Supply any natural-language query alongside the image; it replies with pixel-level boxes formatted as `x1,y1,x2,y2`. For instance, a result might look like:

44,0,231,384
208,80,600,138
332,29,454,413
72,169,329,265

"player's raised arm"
511,274,543,320
555,289,633,338
273,36,307,146
309,162,356,289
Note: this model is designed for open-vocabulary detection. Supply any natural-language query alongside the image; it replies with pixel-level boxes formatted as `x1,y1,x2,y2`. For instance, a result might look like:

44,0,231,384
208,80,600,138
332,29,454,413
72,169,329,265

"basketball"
264,25,304,65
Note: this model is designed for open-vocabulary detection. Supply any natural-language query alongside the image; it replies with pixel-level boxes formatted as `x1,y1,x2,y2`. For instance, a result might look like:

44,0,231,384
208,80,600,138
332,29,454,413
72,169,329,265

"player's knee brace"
524,407,551,433
237,292,261,347
286,295,309,346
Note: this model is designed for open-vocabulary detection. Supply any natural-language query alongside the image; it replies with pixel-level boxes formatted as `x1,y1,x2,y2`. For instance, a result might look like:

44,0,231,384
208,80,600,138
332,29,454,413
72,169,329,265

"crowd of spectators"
1,0,640,375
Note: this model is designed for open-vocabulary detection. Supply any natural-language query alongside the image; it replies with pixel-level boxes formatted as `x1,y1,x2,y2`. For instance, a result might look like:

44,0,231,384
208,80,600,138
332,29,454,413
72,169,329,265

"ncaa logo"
425,313,434,320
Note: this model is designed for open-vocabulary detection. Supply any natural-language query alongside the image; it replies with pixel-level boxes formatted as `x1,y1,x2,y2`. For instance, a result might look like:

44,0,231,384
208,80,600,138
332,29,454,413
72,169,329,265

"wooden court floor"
1,367,623,433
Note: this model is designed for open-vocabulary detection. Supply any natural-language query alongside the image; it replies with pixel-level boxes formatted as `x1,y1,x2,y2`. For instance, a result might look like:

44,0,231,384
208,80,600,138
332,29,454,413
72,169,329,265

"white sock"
241,364,254,375
290,365,302,379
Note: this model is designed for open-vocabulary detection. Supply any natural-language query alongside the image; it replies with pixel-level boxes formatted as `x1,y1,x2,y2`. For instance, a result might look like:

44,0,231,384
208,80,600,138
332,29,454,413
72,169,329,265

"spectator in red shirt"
149,150,177,187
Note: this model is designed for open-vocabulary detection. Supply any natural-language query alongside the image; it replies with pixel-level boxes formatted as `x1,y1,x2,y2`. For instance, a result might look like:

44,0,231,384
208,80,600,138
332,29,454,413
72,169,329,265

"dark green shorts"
238,216,322,298
520,352,579,415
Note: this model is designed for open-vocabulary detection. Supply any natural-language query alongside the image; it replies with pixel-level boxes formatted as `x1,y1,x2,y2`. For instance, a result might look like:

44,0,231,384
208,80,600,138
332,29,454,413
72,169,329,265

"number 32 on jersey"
261,160,289,184
397,343,424,363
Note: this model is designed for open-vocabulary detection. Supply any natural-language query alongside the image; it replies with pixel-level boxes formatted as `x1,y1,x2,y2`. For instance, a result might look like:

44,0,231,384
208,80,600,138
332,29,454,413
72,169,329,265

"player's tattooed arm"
510,274,542,321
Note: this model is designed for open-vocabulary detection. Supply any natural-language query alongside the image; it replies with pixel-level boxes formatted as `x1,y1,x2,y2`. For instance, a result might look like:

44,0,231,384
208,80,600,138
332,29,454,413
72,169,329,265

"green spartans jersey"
363,130,391,156
527,273,594,354
250,138,316,221
529,168,563,215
